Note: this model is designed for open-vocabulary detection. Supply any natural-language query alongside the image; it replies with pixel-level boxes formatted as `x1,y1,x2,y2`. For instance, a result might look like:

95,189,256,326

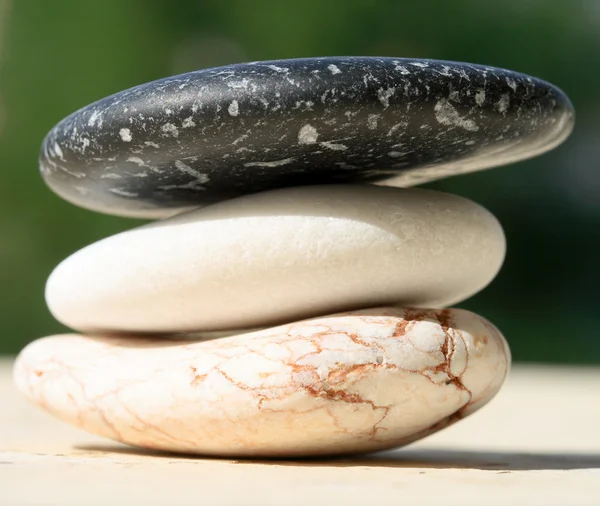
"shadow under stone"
76,444,600,471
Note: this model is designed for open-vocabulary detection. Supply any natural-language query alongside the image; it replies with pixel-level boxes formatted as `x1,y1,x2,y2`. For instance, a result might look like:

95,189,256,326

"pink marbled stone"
14,306,510,457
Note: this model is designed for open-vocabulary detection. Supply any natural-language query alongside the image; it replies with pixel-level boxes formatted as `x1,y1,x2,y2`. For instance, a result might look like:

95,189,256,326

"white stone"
46,185,505,333
13,306,510,457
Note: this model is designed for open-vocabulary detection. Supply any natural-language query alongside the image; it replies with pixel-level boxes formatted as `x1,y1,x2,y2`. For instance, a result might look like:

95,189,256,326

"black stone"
40,57,574,218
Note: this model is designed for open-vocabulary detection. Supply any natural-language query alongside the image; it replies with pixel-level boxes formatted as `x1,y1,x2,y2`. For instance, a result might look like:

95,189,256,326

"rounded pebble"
13,306,511,457
40,57,574,218
46,185,506,333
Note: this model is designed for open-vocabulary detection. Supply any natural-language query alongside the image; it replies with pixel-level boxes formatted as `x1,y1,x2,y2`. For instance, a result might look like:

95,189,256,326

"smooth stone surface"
46,185,506,334
40,56,574,218
13,306,510,457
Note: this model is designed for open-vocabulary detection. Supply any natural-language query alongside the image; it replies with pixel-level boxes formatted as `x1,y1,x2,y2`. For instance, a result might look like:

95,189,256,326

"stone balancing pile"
14,57,573,457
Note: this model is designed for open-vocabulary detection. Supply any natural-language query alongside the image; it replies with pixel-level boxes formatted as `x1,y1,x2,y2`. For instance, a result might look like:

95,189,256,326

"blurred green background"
0,0,598,362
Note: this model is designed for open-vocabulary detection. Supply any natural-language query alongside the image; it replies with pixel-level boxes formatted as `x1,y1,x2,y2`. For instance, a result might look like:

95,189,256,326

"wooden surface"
2,358,600,505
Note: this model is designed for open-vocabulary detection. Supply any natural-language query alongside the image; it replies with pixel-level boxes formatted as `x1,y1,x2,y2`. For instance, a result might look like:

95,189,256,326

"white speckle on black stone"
232,134,249,145
101,173,122,179
174,159,208,181
377,87,396,109
437,65,453,77
266,65,289,73
228,100,239,117
298,124,318,145
448,88,460,103
227,79,250,90
244,157,296,168
127,156,145,166
368,114,380,130
434,99,479,132
161,123,179,138
182,117,196,128
119,128,132,142
320,141,348,151
88,110,102,128
496,94,510,114
80,137,90,153
387,123,405,136
392,61,411,75
327,64,342,74
475,89,486,106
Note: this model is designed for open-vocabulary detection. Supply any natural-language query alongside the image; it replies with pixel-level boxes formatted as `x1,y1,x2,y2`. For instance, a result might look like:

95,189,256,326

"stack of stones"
14,57,573,457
